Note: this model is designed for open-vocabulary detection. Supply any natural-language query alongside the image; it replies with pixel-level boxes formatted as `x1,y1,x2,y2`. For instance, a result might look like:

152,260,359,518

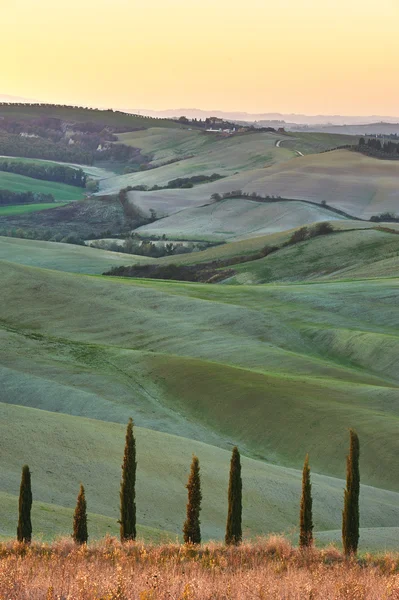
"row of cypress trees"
15,421,360,555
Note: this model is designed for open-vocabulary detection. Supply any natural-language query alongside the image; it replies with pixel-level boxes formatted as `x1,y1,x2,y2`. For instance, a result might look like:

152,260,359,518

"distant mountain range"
126,107,399,126
0,94,39,103
2,95,399,133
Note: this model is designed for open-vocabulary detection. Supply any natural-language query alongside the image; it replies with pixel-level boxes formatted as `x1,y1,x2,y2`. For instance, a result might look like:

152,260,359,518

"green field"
0,202,67,216
0,155,112,180
280,131,359,154
116,149,399,229
135,198,350,241
101,129,296,194
0,236,153,273
1,256,399,546
228,227,399,283
0,171,86,201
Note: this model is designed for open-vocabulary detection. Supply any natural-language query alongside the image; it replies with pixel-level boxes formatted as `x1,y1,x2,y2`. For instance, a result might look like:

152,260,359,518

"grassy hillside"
1,402,399,544
0,196,135,238
229,228,399,283
100,130,295,194
1,261,399,493
117,149,399,228
238,150,399,218
0,202,67,216
0,104,182,130
135,198,349,241
0,171,86,201
0,236,153,273
280,131,359,154
0,155,114,181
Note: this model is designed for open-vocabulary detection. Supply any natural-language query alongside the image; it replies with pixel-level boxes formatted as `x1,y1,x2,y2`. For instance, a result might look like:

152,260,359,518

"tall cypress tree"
225,446,242,545
73,484,88,545
183,455,202,544
342,429,360,556
119,418,137,541
299,454,313,548
17,465,32,543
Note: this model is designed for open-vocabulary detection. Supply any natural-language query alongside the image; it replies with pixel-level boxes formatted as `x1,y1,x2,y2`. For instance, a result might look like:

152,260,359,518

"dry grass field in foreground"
2,537,399,599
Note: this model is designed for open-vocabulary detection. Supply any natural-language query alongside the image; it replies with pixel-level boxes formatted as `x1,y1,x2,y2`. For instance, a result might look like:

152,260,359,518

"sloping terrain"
0,104,182,130
0,171,86,202
135,198,349,240
1,261,399,482
239,150,399,218
100,130,296,194
229,228,399,283
0,259,399,545
0,236,152,273
123,150,399,226
0,196,133,237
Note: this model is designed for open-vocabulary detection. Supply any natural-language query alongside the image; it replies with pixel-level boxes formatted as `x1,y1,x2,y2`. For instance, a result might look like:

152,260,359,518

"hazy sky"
2,0,399,115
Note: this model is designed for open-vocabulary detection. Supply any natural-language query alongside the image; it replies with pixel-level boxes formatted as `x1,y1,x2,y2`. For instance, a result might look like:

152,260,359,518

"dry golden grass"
2,536,399,599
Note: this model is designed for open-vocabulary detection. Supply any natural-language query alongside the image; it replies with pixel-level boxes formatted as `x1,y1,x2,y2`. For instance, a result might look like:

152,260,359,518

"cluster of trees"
0,227,86,245
210,190,284,202
124,173,224,193
0,160,87,187
287,222,334,244
0,132,93,165
91,237,197,258
0,189,55,206
0,122,150,167
369,212,399,223
357,137,399,159
15,421,360,557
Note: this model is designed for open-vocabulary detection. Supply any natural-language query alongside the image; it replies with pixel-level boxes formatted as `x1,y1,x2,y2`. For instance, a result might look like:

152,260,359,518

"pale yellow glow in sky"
1,0,399,115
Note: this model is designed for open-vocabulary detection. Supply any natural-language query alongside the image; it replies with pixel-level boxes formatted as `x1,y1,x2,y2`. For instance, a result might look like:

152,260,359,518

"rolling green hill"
100,130,296,194
0,203,67,216
1,260,399,492
0,171,86,201
135,198,350,241
120,149,399,228
0,236,153,273
228,227,399,283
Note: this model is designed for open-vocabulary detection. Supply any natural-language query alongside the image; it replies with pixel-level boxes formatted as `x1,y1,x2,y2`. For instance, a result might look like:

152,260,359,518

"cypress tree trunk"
342,429,360,556
73,484,88,545
17,465,32,543
299,454,313,548
183,455,202,544
225,446,242,545
119,418,137,541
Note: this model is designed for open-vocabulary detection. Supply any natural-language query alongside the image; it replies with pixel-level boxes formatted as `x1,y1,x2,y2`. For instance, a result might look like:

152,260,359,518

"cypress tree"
299,454,313,548
225,446,242,545
17,465,32,543
183,455,202,544
119,418,137,541
73,484,88,545
342,429,360,556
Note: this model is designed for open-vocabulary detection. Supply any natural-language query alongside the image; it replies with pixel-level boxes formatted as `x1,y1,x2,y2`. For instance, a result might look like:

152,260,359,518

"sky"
1,0,399,115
